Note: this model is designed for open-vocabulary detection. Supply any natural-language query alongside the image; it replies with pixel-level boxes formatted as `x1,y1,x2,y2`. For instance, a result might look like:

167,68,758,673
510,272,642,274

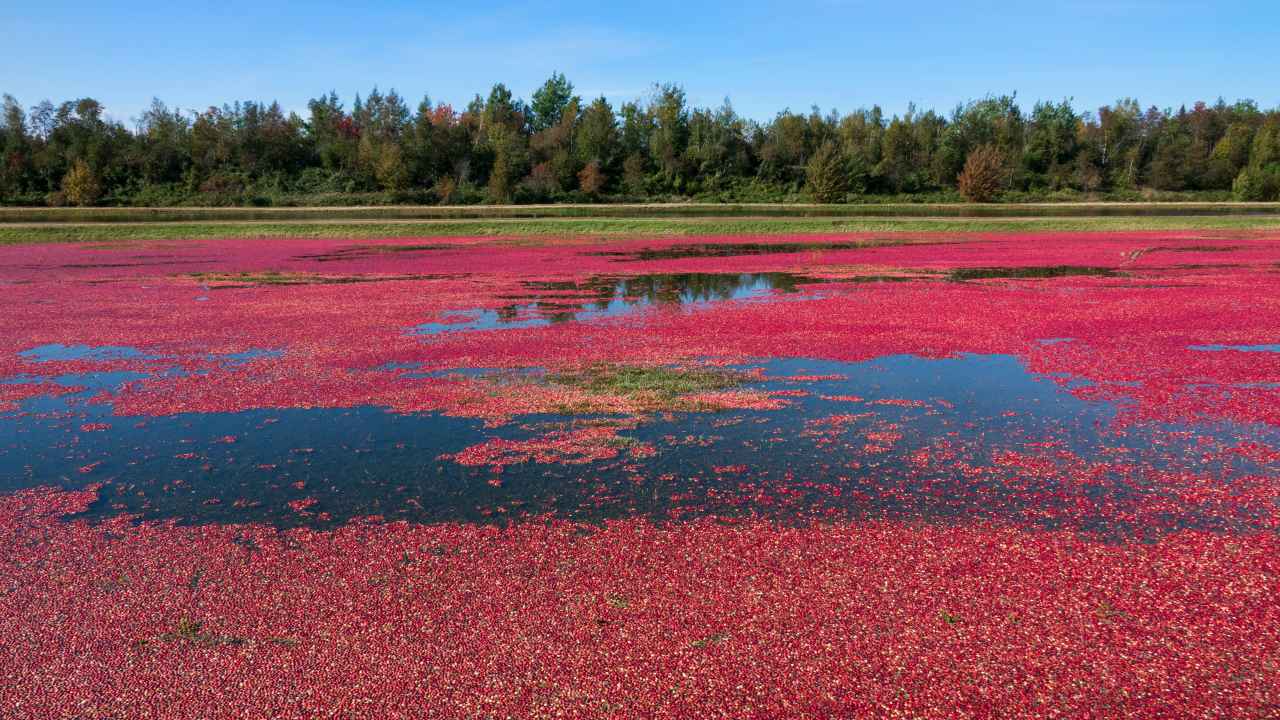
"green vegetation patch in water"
546,364,746,403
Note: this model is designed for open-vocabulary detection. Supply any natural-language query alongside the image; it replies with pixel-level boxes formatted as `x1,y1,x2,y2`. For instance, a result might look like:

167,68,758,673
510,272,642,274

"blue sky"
4,1,1278,125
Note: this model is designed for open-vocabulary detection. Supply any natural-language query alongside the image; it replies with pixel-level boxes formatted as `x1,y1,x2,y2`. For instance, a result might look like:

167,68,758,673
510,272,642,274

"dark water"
3,353,1276,533
291,243,451,262
592,243,877,260
948,266,1119,281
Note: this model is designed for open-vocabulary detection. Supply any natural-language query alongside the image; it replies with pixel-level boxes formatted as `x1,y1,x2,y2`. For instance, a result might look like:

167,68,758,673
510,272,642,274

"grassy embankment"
2,203,1279,245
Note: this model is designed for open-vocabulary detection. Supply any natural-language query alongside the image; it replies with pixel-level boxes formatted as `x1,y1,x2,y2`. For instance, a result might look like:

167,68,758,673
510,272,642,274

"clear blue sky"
4,0,1278,125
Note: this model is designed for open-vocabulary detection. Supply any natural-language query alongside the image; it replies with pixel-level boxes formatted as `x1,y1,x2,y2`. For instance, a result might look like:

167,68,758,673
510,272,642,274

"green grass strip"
2,215,1279,245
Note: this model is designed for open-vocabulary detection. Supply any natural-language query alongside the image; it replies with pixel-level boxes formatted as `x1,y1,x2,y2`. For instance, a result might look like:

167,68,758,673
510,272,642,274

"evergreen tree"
530,72,577,133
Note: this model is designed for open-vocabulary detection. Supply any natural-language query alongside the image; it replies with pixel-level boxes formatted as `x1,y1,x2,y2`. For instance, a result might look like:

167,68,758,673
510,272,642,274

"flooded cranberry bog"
3,225,1280,717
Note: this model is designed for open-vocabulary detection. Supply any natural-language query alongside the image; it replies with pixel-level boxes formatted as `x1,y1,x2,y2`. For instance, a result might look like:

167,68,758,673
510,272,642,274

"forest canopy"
3,75,1279,206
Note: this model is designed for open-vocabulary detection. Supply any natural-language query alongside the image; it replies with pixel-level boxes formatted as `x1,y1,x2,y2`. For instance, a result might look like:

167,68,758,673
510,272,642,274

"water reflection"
2,354,1276,534
592,242,874,261
18,344,154,362
412,272,824,334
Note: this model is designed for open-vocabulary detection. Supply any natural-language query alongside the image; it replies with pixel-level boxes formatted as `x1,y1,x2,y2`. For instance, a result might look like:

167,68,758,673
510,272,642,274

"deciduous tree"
957,145,1005,202
61,158,100,205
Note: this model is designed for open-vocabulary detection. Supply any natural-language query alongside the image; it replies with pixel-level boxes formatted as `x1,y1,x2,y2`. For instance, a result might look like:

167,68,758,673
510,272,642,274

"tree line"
3,74,1280,206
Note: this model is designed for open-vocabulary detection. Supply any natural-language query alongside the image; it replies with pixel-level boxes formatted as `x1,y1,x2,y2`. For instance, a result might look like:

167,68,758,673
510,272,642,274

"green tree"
648,83,690,188
618,101,652,162
1023,100,1078,188
307,91,358,175
1233,165,1280,201
477,84,529,201
0,94,33,196
1094,99,1145,188
936,95,1023,187
574,97,620,184
487,124,526,202
804,140,849,203
756,111,811,186
838,107,885,183
685,100,752,190
530,72,577,133
136,98,191,185
2,86,1280,207
877,112,928,192
1251,120,1280,167
1206,122,1255,189
374,142,409,191
1148,127,1194,190
622,153,647,195
482,84,525,136
529,96,580,192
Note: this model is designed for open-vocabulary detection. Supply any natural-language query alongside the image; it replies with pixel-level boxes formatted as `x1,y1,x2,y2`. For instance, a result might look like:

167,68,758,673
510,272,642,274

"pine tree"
530,72,576,133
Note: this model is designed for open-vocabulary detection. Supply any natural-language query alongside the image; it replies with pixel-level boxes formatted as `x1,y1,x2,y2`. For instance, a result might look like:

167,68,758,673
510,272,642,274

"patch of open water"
411,272,825,334
2,352,1276,534
18,344,155,362
1190,344,1280,353
590,242,875,260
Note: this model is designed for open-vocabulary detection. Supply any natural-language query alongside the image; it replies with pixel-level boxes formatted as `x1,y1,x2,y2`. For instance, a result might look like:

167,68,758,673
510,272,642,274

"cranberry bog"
2,227,1280,718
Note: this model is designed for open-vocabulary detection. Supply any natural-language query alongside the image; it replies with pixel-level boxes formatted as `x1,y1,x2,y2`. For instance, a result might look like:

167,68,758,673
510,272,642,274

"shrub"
126,181,191,207
197,172,245,195
520,162,560,198
957,145,1006,202
187,172,249,206
804,141,850,204
293,168,345,194
61,159,101,207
